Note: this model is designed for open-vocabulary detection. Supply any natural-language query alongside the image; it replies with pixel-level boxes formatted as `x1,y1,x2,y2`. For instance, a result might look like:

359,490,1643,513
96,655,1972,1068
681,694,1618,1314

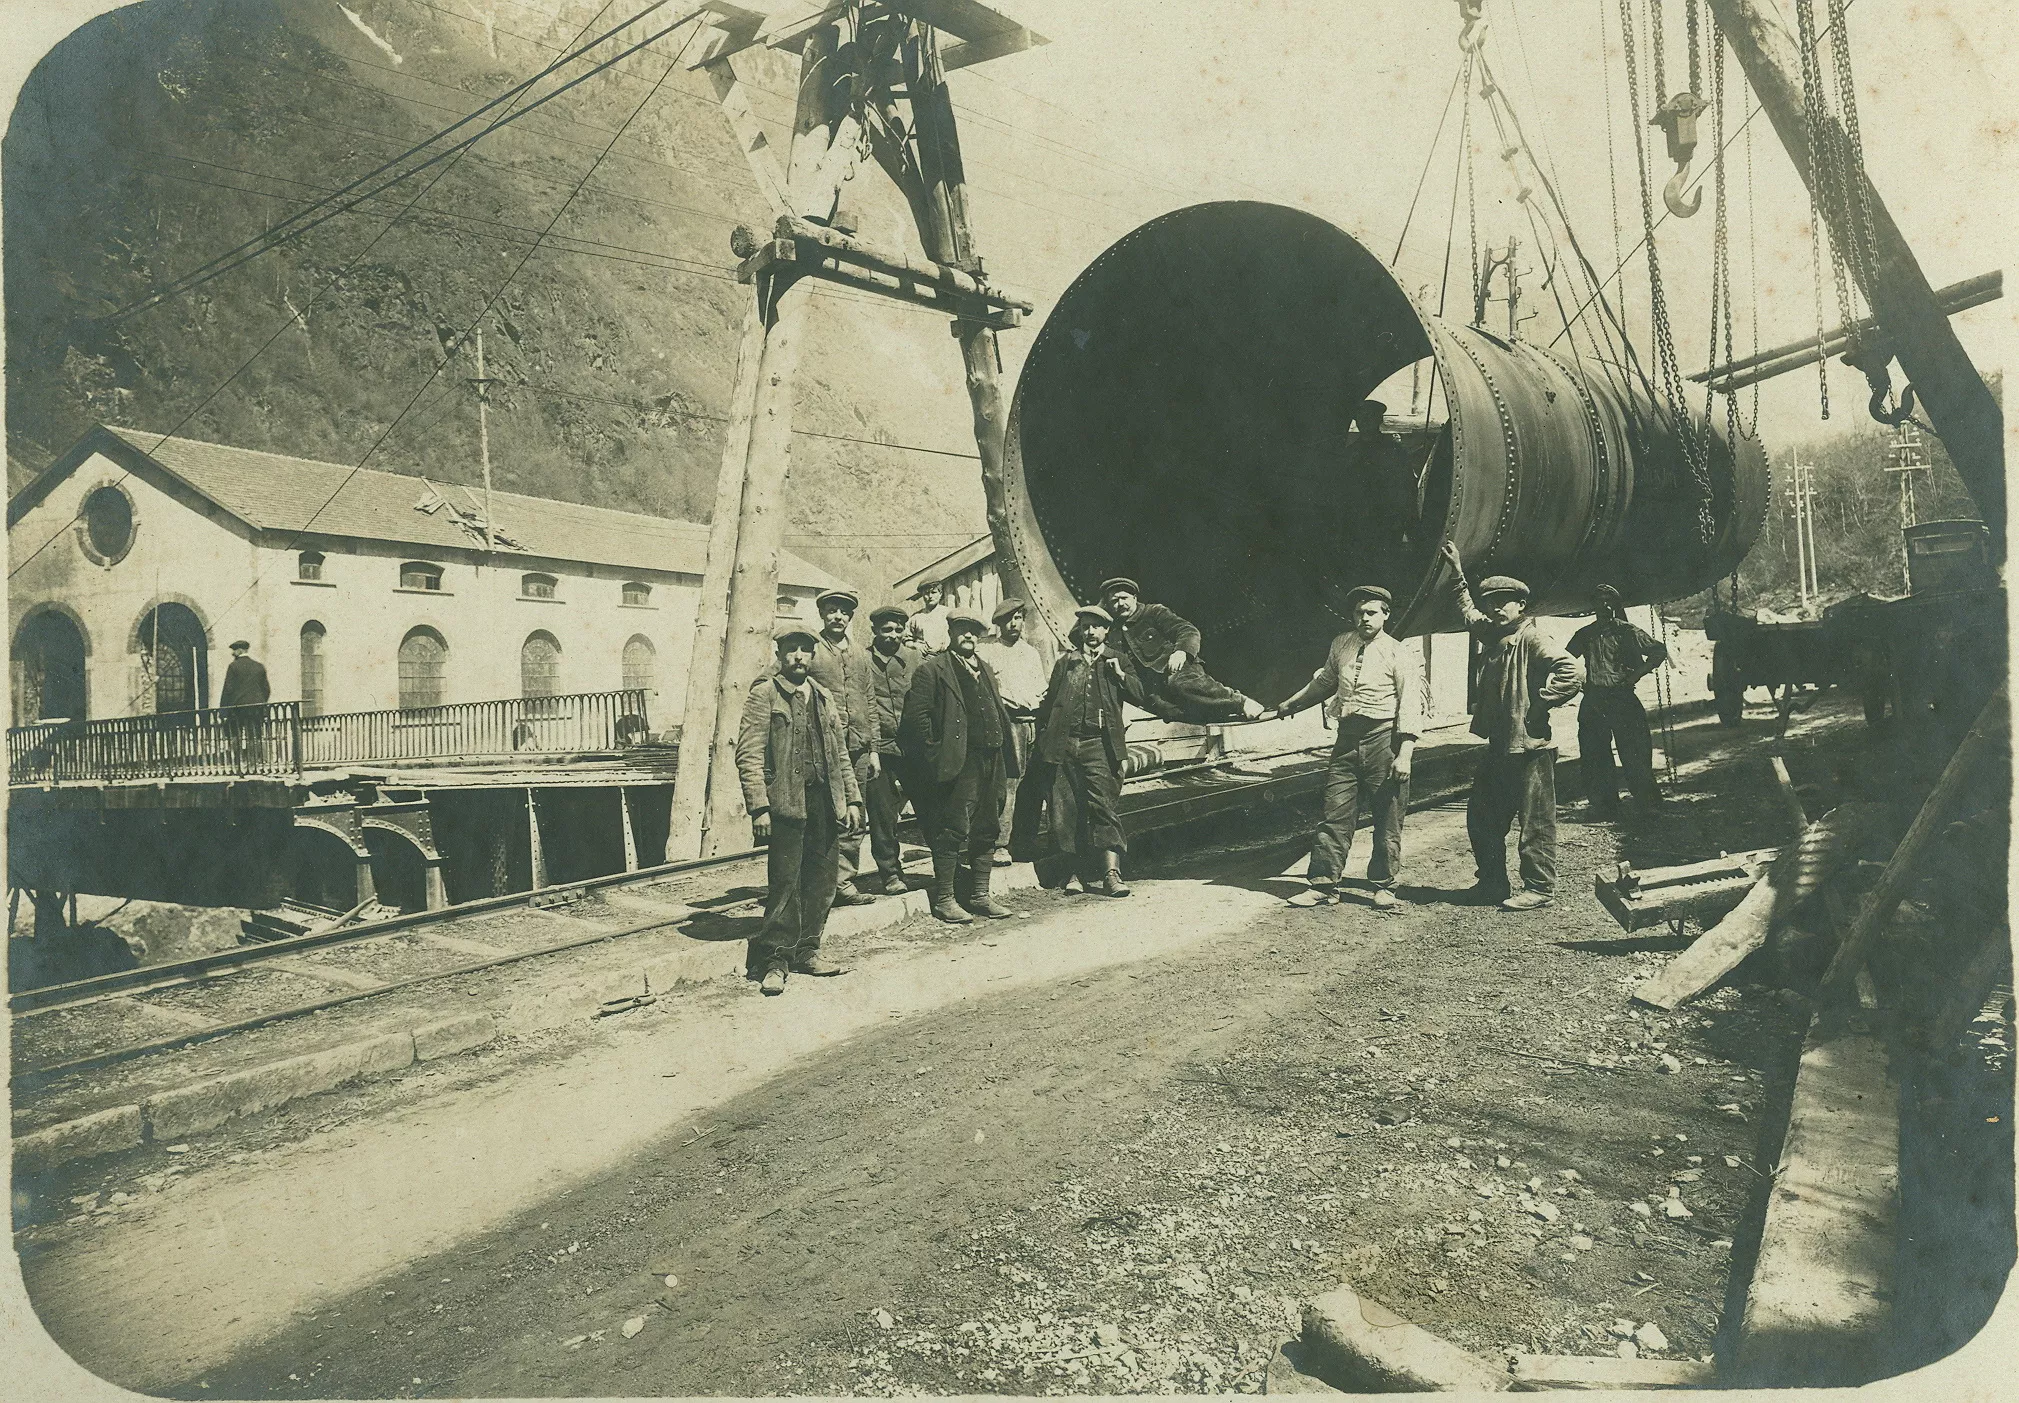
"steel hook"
1663,164,1703,218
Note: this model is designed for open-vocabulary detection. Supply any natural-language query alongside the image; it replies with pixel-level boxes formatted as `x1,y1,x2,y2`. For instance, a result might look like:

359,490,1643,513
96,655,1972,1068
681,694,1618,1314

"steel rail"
9,845,764,1017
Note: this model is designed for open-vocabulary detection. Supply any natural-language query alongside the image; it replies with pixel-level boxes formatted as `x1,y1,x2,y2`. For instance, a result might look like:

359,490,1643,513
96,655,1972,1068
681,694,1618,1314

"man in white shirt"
977,597,1050,866
907,579,953,652
1270,585,1427,910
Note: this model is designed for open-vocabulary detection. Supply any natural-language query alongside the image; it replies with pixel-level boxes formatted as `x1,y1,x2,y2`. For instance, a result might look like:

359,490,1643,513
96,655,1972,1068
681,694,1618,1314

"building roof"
892,533,995,596
12,425,847,590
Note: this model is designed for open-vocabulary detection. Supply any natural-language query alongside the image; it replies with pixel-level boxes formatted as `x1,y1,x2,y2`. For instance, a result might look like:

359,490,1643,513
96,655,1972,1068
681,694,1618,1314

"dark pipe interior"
1015,202,1440,703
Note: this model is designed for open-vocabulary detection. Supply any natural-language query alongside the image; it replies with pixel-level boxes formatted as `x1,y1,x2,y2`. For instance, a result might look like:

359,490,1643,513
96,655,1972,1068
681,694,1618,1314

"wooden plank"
1634,804,1877,1010
1509,1354,1715,1390
1731,1017,1898,1387
701,56,790,215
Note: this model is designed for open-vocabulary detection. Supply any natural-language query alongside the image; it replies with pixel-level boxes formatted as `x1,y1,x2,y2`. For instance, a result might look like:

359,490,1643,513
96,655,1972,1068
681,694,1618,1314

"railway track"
11,741,1346,1088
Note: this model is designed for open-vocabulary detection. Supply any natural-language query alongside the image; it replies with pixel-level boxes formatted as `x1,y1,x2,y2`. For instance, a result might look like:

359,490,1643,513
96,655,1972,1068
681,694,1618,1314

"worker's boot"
958,861,1014,919
930,852,972,924
1100,851,1131,898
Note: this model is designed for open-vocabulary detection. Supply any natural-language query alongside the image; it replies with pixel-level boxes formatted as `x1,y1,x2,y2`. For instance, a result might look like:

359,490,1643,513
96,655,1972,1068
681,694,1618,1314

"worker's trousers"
1578,686,1658,805
861,758,906,879
1467,750,1558,895
995,716,1038,854
751,782,840,975
1309,716,1407,890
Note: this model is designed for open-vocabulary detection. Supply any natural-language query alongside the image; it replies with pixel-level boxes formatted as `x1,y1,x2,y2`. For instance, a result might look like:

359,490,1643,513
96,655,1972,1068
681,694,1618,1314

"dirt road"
19,707,1845,1398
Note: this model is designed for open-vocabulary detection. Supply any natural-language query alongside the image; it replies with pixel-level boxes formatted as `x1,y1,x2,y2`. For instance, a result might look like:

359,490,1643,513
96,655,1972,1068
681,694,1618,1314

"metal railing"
8,689,652,784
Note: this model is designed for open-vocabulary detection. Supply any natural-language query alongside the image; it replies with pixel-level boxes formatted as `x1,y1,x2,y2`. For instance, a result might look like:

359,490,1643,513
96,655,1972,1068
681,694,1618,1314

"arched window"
399,561,444,591
621,635,656,696
12,611,87,725
520,631,561,701
398,627,447,709
137,603,207,714
298,551,325,582
299,621,327,716
621,581,652,607
521,572,558,600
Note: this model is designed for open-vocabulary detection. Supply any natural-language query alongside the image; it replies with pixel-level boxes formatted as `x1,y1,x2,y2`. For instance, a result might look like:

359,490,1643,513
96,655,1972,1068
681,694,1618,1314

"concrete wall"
8,450,827,727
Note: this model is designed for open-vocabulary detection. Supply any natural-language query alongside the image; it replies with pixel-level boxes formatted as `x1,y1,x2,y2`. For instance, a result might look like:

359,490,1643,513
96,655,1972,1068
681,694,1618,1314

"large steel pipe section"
998,202,1767,703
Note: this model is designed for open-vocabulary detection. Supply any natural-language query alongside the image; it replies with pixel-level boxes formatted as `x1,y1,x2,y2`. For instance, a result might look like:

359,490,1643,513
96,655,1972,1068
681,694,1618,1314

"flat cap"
991,596,1028,625
1098,576,1140,597
946,611,988,635
772,625,819,649
912,578,941,596
868,604,910,627
1356,399,1388,419
815,588,859,612
1073,604,1114,625
1475,575,1530,601
229,639,251,650
1343,584,1393,607
1594,583,1622,602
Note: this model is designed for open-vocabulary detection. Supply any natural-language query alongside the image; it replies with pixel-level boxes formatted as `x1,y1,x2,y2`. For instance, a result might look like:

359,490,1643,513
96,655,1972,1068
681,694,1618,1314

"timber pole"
1705,0,2004,552
903,28,1043,642
694,23,855,854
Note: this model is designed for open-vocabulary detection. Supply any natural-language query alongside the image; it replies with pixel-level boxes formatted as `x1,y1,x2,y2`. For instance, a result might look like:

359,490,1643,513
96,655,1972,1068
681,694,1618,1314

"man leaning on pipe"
1439,540,1584,912
1099,577,1265,724
1266,585,1427,911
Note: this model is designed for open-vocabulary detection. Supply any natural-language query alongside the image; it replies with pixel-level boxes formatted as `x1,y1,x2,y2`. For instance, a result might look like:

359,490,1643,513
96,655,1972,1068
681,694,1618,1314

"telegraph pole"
473,326,495,553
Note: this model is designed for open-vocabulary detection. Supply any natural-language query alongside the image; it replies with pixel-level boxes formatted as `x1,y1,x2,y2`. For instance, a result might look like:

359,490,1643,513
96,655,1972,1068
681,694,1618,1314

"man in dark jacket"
898,611,1020,924
1567,583,1669,813
735,626,865,995
807,588,879,907
1100,578,1263,724
219,640,270,773
219,640,270,708
861,605,922,893
1015,605,1147,896
1440,542,1584,911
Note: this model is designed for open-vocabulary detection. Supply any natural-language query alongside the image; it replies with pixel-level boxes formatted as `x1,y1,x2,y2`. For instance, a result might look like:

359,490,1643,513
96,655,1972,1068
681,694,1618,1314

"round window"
81,485,136,564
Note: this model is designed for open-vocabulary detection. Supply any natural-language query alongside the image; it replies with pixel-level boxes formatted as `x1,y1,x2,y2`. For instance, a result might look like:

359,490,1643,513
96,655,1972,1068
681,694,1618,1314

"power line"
515,382,982,459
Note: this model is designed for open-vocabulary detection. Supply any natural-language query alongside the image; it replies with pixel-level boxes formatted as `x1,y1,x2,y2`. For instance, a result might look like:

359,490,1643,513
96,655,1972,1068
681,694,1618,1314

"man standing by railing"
220,639,270,774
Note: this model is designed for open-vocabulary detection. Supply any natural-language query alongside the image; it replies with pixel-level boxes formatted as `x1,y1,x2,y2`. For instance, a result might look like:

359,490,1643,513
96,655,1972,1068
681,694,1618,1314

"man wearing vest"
1099,577,1264,724
1567,583,1669,814
1440,541,1584,911
898,611,1021,924
1270,585,1427,910
862,604,923,893
735,626,866,995
808,587,880,906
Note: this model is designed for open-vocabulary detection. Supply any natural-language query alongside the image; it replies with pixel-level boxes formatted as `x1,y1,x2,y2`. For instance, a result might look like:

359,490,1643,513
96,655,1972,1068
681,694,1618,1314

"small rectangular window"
298,551,324,582
622,581,651,606
400,562,443,591
522,573,558,600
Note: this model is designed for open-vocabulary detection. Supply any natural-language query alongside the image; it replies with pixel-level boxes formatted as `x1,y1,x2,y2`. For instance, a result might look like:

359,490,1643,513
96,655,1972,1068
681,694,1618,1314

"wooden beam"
1705,0,2004,549
735,238,1024,326
702,55,791,217
695,23,849,855
1819,686,2009,999
1692,271,2002,392
766,215,1034,311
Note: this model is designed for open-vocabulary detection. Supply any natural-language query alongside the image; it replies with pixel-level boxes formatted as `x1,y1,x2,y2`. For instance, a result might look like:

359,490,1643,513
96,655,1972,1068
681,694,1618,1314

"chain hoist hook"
1651,91,1709,217
1457,0,1489,51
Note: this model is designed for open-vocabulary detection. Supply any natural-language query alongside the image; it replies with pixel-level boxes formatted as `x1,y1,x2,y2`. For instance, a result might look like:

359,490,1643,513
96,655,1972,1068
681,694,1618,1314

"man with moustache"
862,604,923,893
977,597,1050,868
807,587,880,906
1099,577,1264,724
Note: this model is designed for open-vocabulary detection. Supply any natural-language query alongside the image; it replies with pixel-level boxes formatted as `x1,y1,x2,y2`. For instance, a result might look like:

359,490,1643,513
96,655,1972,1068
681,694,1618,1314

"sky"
1,0,2011,474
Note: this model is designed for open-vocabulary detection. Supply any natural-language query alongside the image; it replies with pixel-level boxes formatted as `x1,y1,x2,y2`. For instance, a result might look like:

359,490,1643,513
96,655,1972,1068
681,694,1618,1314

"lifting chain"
1464,51,1481,323
1792,0,1833,418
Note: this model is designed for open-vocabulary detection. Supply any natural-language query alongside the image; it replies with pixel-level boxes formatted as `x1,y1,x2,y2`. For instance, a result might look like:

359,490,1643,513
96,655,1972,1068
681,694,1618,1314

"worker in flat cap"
1099,577,1264,724
220,638,272,773
807,587,880,906
1440,541,1584,911
861,604,923,893
977,597,1051,867
898,610,1021,922
1014,604,1150,896
1568,583,1669,814
735,624,866,995
1269,584,1427,910
907,578,953,653
1350,399,1422,546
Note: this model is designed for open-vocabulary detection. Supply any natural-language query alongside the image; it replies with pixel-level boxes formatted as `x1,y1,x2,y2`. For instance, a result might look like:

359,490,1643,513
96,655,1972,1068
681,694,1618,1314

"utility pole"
1885,420,1927,530
473,326,495,553
1706,0,2004,556
1785,456,1819,610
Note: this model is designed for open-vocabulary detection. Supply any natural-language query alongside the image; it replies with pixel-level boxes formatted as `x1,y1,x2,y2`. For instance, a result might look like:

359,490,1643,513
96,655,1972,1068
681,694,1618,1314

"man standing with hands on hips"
735,626,865,995
1439,540,1583,911
1270,585,1426,909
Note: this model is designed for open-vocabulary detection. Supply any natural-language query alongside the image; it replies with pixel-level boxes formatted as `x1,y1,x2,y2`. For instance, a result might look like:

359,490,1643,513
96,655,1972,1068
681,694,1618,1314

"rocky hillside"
4,0,1116,599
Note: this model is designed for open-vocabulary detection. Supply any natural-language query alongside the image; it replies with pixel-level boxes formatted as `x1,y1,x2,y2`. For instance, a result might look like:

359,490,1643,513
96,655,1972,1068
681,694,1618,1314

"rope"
1392,61,1468,266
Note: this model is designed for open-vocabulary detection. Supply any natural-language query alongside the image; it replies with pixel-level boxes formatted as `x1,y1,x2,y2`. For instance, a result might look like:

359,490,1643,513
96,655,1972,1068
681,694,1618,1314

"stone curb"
17,1012,503,1175
1300,1284,1511,1392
